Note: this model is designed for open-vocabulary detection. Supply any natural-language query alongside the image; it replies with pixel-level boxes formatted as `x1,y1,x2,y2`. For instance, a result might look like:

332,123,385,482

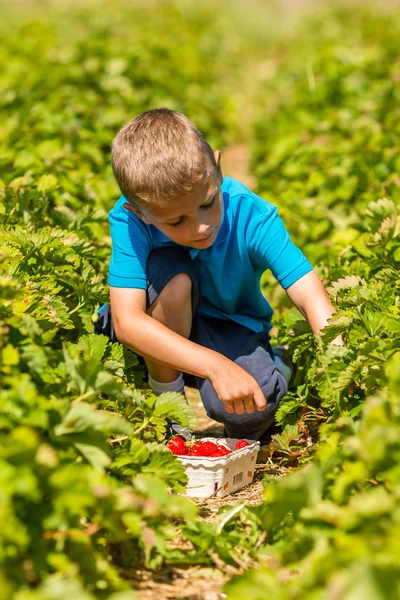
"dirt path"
220,145,256,190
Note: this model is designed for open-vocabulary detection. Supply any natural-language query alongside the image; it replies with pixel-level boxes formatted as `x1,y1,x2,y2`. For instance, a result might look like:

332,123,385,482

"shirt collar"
149,226,171,244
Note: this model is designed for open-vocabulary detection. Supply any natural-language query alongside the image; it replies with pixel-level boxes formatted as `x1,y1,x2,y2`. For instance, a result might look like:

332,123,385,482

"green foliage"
253,4,400,266
226,357,400,598
271,196,400,428
2,0,400,597
226,3,400,598
0,210,204,593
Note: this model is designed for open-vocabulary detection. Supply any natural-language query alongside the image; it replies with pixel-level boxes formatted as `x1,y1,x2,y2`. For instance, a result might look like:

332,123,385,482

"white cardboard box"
177,438,260,498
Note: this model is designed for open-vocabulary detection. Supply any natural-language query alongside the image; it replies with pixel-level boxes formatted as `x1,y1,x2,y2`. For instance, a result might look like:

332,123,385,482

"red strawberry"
198,441,219,456
187,441,204,456
167,436,188,455
235,440,250,450
214,446,232,456
190,441,203,451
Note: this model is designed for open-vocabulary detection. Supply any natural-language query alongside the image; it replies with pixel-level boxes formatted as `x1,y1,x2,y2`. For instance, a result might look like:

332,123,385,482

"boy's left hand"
330,334,344,346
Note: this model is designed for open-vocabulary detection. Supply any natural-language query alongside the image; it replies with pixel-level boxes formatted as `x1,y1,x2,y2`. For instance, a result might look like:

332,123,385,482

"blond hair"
111,108,217,207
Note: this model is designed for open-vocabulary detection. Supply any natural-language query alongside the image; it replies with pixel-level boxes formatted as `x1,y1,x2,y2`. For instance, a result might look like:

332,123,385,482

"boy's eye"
170,218,183,228
203,195,216,210
169,193,217,227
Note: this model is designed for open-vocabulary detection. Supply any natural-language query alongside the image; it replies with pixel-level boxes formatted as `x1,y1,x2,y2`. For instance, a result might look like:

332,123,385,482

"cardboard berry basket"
177,437,260,498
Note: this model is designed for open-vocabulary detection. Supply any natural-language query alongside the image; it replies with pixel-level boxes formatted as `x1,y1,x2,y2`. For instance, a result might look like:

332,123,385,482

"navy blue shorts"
95,247,288,439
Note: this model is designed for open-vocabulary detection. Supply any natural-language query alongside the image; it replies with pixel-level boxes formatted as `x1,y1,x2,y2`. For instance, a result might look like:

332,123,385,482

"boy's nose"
195,223,211,238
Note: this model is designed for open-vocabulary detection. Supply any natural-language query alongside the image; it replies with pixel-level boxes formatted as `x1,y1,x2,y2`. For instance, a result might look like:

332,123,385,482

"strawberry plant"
1,0,400,598
224,3,400,597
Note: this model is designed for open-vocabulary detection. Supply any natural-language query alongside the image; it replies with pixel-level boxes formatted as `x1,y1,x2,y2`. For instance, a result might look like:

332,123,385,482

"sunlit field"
1,1,400,598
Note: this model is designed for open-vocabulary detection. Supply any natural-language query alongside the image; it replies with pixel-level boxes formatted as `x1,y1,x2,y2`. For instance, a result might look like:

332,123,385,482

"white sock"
148,373,185,396
274,355,292,386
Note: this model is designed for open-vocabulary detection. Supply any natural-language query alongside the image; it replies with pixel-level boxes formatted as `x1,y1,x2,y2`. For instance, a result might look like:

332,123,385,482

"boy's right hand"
208,357,267,415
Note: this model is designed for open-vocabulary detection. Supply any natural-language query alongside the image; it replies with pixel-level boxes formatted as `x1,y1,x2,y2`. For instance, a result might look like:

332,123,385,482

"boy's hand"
330,334,344,346
208,357,267,415
110,287,266,415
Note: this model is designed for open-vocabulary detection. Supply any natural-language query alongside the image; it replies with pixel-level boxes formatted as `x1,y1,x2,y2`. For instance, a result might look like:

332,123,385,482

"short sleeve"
108,201,151,289
248,206,313,289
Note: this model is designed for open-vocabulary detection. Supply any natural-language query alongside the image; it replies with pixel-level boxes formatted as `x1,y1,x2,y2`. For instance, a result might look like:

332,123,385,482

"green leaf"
142,446,188,489
336,563,398,600
153,392,198,431
54,402,134,436
15,575,94,599
77,334,109,361
36,174,59,193
1,344,20,366
74,442,111,473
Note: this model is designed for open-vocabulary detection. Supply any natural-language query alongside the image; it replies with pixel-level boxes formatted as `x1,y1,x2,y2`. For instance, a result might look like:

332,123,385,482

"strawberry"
214,446,232,456
198,441,219,456
184,440,233,457
235,440,250,450
187,441,204,456
167,436,188,455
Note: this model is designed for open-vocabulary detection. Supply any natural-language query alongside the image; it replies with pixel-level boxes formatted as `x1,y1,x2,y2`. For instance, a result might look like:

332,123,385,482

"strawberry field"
1,1,400,598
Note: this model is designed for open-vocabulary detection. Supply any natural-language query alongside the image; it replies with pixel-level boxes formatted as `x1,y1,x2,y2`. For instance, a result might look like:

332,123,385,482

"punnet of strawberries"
166,437,250,457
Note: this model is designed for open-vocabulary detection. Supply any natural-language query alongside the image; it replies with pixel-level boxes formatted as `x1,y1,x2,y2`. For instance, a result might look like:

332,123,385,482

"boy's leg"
145,272,193,385
190,317,288,441
144,247,200,392
94,247,199,440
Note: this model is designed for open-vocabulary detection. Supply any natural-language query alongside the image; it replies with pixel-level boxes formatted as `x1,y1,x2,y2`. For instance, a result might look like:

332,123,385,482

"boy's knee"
235,350,288,403
161,272,192,303
201,380,277,438
148,272,192,313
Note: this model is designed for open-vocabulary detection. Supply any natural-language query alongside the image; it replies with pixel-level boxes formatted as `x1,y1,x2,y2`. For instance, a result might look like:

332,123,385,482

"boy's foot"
272,345,294,385
165,418,193,441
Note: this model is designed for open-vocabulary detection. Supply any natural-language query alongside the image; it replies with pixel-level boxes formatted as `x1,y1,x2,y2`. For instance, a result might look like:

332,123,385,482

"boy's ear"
214,150,224,184
123,202,151,224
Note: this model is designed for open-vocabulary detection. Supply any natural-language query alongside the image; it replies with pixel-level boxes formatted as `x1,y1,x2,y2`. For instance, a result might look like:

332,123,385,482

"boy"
96,108,338,441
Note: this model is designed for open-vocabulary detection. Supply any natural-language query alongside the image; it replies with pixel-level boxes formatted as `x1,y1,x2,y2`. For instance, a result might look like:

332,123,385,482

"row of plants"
253,4,400,266
227,198,400,597
225,4,400,597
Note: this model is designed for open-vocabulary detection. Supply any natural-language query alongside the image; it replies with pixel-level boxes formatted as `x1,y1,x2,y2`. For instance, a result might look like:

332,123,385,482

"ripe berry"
198,441,219,456
235,440,250,450
214,446,232,456
187,441,204,456
167,436,188,455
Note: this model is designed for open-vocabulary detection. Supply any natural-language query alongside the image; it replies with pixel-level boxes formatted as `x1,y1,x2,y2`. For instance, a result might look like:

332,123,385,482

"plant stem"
72,390,97,404
132,418,151,436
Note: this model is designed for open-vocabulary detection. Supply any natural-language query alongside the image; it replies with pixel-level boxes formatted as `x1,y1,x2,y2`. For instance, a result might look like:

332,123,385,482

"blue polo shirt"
108,177,312,333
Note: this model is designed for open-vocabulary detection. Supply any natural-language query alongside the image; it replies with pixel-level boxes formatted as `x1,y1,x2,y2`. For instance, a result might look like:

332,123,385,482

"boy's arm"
111,286,223,380
110,287,267,414
285,270,343,345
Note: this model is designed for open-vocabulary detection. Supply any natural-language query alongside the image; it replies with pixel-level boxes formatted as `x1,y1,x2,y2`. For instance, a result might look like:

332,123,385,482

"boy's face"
124,151,224,249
